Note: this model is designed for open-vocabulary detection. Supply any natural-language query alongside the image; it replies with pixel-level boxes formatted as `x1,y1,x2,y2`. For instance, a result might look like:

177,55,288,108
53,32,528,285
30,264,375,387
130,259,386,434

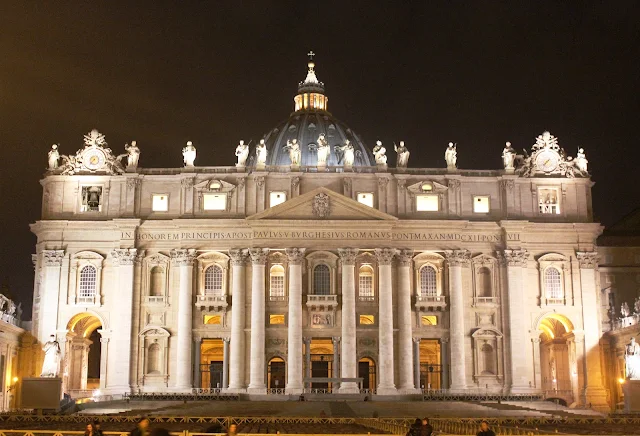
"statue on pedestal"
284,139,301,166
48,144,60,170
316,133,330,166
182,141,196,167
124,141,140,169
575,148,588,173
235,140,250,167
445,142,457,169
41,334,61,378
255,139,268,167
395,141,410,168
622,302,631,318
626,337,640,380
502,141,516,171
335,139,355,168
373,140,387,165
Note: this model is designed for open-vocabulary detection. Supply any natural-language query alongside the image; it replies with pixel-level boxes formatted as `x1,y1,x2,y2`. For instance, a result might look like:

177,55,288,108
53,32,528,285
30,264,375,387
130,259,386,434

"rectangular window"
421,315,438,326
359,315,375,325
473,196,490,213
359,275,374,299
416,194,439,211
538,187,560,214
270,314,285,325
203,193,227,211
152,194,169,212
270,191,287,208
357,192,374,208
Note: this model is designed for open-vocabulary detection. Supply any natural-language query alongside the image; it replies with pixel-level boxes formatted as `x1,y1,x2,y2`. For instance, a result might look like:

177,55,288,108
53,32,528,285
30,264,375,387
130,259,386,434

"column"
193,337,202,389
285,248,306,394
222,337,230,389
109,248,137,392
332,336,341,391
304,337,312,385
375,248,397,395
228,249,248,391
576,252,608,408
171,248,196,390
338,248,359,393
98,331,110,390
532,336,542,390
441,337,450,389
445,249,470,392
248,248,268,393
397,249,417,393
40,250,64,344
501,249,534,393
413,338,421,390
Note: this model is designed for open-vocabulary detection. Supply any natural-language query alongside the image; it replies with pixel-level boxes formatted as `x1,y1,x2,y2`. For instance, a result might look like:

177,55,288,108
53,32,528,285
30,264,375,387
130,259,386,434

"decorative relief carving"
285,248,306,265
111,248,137,266
397,179,406,190
576,251,598,269
375,248,396,265
338,248,359,266
170,248,197,266
500,249,529,267
377,177,389,189
249,248,269,265
126,178,141,190
447,179,461,191
396,249,414,267
229,248,248,266
237,177,246,189
343,177,352,192
444,249,471,267
312,193,330,219
500,179,514,191
181,177,195,188
43,250,65,266
291,176,300,190
255,176,265,188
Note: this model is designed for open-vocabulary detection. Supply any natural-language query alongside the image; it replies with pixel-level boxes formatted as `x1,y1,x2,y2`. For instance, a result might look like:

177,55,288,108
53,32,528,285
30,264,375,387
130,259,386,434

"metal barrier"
124,392,239,401
421,390,544,402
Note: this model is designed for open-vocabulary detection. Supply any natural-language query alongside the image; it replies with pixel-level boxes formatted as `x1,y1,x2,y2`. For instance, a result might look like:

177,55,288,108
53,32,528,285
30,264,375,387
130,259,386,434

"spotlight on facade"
618,378,625,384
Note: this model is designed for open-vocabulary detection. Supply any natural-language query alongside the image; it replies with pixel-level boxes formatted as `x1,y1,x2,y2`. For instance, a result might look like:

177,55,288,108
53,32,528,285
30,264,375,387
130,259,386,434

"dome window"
288,125,297,132
308,123,316,131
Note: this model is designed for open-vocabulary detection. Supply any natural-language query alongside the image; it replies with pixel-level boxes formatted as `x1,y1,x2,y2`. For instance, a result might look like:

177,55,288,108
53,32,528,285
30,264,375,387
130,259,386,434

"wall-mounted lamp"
7,377,19,392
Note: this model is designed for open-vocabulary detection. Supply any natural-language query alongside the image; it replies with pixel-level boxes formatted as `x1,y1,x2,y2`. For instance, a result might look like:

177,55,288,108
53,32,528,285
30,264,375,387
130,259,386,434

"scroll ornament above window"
512,131,589,178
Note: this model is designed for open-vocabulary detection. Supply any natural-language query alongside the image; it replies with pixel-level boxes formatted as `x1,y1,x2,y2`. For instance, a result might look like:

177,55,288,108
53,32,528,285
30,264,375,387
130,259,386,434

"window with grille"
270,265,285,298
359,265,374,299
545,267,563,300
79,265,97,301
420,265,437,296
313,265,331,295
204,265,223,295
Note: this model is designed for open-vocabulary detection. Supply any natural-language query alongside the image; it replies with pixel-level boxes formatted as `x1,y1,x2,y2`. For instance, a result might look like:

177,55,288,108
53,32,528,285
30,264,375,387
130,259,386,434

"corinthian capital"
444,249,471,267
338,248,359,265
170,248,197,266
42,250,65,267
499,249,529,267
375,248,397,266
576,251,598,269
249,248,269,265
229,248,249,266
396,249,414,267
285,248,306,265
111,248,138,266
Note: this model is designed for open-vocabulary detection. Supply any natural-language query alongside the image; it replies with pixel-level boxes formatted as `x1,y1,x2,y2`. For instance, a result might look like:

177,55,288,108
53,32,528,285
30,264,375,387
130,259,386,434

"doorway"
200,339,224,389
358,357,376,391
308,339,334,390
419,340,442,390
268,357,286,389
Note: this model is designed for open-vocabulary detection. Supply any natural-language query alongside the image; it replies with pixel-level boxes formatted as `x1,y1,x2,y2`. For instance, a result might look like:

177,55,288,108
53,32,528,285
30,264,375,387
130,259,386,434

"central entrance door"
268,357,286,389
200,339,224,389
419,339,442,390
308,338,334,390
358,357,376,392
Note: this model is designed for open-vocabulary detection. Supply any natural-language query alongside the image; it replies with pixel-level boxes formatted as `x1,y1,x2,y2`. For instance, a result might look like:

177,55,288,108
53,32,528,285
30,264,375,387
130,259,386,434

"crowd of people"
406,417,495,436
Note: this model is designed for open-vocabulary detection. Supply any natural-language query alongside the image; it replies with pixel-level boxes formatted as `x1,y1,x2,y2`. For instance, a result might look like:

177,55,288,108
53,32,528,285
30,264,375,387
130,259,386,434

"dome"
260,54,374,167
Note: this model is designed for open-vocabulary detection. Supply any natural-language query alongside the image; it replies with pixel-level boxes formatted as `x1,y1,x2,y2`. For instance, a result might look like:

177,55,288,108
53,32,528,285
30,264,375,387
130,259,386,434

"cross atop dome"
295,51,328,112
307,50,315,60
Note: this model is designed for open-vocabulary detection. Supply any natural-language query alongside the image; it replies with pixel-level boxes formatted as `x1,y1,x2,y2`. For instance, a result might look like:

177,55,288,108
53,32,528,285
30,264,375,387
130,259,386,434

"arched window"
204,265,223,295
270,265,285,299
544,267,563,300
481,343,495,375
150,266,165,297
359,265,374,300
79,265,97,300
147,343,161,374
476,267,492,298
419,265,437,297
313,265,330,295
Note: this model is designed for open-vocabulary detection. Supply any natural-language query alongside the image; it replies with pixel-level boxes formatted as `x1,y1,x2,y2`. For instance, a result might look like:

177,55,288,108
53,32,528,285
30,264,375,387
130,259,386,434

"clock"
535,150,559,173
82,148,106,171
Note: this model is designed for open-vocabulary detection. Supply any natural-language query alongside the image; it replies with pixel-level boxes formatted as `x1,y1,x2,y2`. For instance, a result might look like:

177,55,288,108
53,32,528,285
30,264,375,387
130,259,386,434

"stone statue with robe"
395,141,410,168
48,144,60,170
255,139,268,167
235,140,250,166
182,141,197,167
575,148,588,173
124,141,140,169
336,139,355,167
622,302,631,318
41,335,61,378
502,141,516,170
626,337,640,379
284,139,301,166
316,133,330,166
445,142,457,169
373,140,387,165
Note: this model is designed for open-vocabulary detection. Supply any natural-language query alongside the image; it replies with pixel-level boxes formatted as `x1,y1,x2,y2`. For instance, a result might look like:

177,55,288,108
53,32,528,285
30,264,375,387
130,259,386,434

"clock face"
535,150,559,173
82,149,106,170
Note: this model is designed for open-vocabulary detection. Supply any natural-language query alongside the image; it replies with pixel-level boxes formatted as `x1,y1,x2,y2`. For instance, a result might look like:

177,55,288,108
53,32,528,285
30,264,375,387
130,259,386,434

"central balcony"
415,295,447,311
306,294,339,311
195,294,228,312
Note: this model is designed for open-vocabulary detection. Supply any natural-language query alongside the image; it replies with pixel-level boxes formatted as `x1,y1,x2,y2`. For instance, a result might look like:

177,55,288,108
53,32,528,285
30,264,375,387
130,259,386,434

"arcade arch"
537,313,578,403
65,312,104,391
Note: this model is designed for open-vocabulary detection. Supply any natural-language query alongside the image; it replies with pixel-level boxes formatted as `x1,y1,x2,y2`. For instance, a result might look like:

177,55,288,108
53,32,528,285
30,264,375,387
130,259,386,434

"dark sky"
1,2,639,317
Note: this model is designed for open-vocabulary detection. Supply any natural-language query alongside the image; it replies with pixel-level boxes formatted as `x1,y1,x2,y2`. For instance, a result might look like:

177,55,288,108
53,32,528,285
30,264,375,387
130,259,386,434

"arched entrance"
538,314,577,404
358,357,376,392
268,357,286,390
65,312,103,393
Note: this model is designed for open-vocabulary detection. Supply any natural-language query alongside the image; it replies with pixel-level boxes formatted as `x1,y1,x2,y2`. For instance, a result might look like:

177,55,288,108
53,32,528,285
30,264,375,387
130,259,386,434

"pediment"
407,180,448,195
247,187,398,221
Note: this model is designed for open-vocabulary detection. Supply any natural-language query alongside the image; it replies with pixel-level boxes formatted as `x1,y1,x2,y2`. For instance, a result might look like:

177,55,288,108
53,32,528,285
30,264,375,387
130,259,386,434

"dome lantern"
294,51,328,112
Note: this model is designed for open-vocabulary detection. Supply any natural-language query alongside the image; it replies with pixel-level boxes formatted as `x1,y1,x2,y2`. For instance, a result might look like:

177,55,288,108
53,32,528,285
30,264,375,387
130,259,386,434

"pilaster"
40,250,65,344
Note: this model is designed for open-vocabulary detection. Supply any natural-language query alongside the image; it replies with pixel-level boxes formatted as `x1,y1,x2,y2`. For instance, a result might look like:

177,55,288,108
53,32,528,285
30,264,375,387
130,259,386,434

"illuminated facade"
31,56,612,408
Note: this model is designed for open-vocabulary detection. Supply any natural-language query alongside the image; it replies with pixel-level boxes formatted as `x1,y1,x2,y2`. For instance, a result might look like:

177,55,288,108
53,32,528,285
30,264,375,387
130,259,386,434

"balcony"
415,295,447,311
269,295,288,303
306,294,338,311
358,295,375,303
195,294,228,312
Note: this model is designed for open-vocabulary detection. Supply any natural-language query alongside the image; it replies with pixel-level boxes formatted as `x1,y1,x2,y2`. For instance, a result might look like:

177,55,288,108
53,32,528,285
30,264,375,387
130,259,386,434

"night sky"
1,2,639,317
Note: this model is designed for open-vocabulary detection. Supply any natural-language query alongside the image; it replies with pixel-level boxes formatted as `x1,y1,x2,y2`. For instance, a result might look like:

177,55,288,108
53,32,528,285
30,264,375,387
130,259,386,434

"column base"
338,383,360,394
584,386,609,409
224,387,247,394
398,386,422,395
247,386,267,394
376,386,398,395
285,386,303,395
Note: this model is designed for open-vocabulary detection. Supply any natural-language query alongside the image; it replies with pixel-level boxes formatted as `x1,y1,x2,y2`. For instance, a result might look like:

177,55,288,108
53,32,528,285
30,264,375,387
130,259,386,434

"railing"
416,295,447,310
192,388,222,395
543,389,573,399
303,388,333,394
358,295,375,302
195,294,227,310
545,298,564,305
612,314,640,330
421,389,544,402
354,418,407,435
306,294,338,309
266,388,285,394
